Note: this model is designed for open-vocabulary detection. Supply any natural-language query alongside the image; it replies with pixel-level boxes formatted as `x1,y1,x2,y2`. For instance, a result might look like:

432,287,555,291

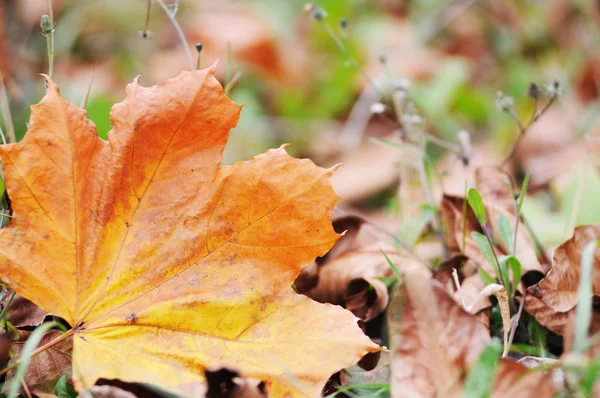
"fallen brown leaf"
7,330,72,394
489,359,558,398
298,243,421,322
2,294,47,328
529,224,600,312
388,269,489,397
388,269,557,397
525,224,600,340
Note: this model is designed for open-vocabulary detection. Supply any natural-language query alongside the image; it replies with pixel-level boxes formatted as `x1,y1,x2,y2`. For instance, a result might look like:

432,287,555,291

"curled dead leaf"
529,224,600,312
298,243,422,322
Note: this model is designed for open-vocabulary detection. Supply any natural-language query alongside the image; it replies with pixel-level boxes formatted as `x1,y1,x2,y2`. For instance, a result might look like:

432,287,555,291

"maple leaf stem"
0,328,74,377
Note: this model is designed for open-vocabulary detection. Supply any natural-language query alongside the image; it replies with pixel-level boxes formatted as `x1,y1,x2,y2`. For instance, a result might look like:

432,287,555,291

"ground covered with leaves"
1,1,600,397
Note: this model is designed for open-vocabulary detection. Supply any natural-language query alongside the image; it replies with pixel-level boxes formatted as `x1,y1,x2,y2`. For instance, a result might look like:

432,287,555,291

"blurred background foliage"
2,0,600,249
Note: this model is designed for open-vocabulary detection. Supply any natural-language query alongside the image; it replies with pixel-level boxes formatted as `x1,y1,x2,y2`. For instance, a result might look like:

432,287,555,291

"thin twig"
0,291,15,319
21,380,33,398
501,95,557,165
224,70,242,95
318,19,382,96
80,65,96,109
452,268,467,310
512,200,520,257
142,0,152,38
506,292,526,352
154,0,194,71
47,0,55,78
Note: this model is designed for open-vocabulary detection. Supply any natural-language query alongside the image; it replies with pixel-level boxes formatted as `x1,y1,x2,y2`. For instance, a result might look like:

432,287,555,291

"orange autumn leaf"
0,67,379,397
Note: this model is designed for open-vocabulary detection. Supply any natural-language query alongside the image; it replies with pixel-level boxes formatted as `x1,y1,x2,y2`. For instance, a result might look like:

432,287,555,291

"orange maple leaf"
0,67,379,397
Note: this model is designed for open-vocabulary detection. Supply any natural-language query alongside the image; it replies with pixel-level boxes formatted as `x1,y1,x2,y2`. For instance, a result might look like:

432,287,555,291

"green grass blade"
517,172,530,214
463,338,502,398
369,137,427,158
380,248,403,281
472,231,498,277
467,188,487,225
497,214,514,255
7,321,60,398
507,256,522,296
478,268,495,285
574,240,599,353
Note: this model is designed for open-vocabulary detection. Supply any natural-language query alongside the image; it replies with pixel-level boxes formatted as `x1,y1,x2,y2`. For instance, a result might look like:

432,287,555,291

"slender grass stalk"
0,327,74,378
0,290,15,319
41,0,55,78
573,241,598,353
0,76,16,143
155,0,194,71
6,322,62,398
80,65,96,109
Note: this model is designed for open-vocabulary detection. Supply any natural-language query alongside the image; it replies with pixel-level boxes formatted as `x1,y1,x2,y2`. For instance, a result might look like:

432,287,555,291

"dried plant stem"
512,200,520,257
154,0,194,71
452,268,467,310
0,328,74,377
80,65,96,109
0,291,15,319
21,380,32,398
0,76,16,143
506,292,526,353
224,71,242,95
496,288,511,357
319,19,382,95
501,95,557,166
46,0,55,78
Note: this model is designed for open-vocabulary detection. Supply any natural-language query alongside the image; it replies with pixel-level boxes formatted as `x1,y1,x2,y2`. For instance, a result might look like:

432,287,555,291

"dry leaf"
523,294,571,335
525,225,600,339
435,255,491,314
331,134,401,205
489,360,557,398
339,352,391,390
388,270,557,397
2,295,47,328
388,269,490,397
298,243,422,322
0,68,379,396
7,330,72,394
529,224,600,312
